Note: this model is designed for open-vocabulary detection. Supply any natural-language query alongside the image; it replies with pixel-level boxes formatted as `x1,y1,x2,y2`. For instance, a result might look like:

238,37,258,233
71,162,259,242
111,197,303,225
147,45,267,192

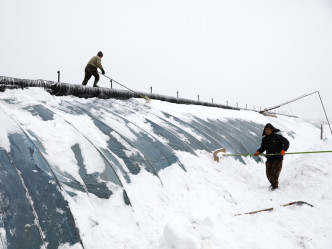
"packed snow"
0,88,331,249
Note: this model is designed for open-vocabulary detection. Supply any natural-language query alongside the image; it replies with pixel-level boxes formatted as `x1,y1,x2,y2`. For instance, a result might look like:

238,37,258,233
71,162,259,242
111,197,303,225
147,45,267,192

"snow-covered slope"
0,88,331,249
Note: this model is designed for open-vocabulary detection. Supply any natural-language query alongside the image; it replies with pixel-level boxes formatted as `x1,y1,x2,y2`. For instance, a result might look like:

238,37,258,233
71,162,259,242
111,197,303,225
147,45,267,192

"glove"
254,151,260,156
280,150,286,156
101,68,105,75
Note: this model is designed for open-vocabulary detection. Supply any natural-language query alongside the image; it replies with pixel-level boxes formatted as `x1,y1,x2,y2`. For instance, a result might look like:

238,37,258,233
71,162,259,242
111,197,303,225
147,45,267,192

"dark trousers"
266,160,283,188
82,64,99,86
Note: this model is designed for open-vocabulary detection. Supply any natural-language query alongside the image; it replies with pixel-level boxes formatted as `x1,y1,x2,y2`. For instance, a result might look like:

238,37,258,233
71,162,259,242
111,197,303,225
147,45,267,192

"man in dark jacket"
82,51,105,87
254,123,290,190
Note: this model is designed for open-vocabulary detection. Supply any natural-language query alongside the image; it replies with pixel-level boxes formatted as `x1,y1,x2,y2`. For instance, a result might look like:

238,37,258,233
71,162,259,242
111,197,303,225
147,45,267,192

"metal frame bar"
261,91,332,135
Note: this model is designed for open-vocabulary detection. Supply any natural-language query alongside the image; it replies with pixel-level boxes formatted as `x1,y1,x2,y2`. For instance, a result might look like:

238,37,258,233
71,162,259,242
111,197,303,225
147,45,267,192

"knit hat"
97,51,103,57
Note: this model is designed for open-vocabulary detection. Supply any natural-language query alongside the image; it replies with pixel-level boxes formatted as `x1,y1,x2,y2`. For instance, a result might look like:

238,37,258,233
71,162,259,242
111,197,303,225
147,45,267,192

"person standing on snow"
82,51,105,87
254,123,290,190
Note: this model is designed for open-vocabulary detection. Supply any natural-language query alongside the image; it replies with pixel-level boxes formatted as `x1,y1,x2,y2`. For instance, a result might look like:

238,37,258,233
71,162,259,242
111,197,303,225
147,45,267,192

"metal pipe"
262,91,317,112
317,91,332,134
262,91,331,134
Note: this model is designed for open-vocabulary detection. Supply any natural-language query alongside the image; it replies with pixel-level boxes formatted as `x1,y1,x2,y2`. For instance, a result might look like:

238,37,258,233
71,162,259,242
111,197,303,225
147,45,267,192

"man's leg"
92,69,100,87
82,67,92,86
266,161,273,186
269,160,282,189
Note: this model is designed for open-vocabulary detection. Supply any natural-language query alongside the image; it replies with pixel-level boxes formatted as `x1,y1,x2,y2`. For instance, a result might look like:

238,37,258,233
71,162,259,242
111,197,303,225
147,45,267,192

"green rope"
221,150,332,157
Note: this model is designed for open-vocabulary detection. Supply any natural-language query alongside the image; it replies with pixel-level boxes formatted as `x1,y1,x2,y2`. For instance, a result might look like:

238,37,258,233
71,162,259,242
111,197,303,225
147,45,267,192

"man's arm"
277,134,290,151
254,138,266,156
257,139,266,154
96,57,105,74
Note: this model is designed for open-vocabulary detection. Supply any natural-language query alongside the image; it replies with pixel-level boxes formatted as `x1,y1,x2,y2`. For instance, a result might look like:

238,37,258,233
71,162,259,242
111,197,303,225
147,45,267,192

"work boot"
270,185,278,191
93,84,99,87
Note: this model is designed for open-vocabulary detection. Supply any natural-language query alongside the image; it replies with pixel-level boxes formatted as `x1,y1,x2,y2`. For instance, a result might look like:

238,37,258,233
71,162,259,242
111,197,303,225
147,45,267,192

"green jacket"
87,56,104,70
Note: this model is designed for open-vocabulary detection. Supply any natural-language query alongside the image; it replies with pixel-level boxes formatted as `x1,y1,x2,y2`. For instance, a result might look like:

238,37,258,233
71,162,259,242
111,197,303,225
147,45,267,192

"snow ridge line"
86,101,187,171
1,149,48,249
60,118,132,206
0,104,85,249
62,99,164,184
0,211,6,249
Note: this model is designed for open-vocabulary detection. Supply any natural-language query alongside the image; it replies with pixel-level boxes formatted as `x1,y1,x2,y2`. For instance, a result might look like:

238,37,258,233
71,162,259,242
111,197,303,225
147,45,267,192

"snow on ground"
65,137,332,249
0,88,332,249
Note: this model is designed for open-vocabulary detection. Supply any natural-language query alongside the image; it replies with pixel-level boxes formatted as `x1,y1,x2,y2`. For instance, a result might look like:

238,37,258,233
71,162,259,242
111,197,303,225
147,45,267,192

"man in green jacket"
82,51,105,87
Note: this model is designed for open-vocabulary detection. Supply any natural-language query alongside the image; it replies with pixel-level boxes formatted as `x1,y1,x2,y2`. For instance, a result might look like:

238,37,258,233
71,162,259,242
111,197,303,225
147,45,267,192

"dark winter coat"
257,124,290,162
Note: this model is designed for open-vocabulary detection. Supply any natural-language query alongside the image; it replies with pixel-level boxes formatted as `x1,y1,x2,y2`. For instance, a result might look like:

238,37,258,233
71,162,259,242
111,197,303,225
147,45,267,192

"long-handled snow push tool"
100,73,151,103
213,149,332,162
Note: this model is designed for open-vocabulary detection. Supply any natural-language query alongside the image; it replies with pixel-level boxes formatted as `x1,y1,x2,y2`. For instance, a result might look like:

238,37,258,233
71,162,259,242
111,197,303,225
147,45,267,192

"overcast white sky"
1,0,331,122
